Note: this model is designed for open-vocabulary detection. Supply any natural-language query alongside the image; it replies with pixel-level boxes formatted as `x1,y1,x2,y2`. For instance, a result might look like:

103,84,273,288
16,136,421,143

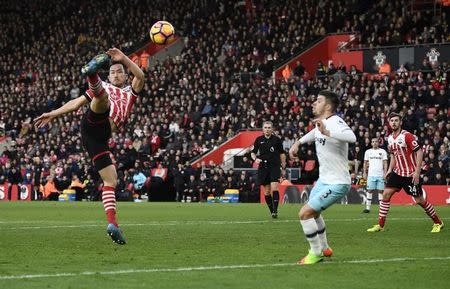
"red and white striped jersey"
85,81,138,129
387,130,420,177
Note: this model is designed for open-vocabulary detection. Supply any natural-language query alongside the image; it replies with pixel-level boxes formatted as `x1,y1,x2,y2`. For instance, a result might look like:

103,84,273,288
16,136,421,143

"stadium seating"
0,0,448,201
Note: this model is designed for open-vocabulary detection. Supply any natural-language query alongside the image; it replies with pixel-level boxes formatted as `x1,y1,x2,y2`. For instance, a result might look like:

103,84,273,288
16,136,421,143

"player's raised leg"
81,53,111,114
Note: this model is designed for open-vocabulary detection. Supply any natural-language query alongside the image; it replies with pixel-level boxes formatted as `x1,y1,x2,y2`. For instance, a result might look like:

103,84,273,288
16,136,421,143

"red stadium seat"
304,160,316,172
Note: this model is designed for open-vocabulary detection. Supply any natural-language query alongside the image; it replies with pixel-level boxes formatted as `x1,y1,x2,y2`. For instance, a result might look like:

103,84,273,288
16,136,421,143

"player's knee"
299,207,313,220
382,191,392,200
414,196,425,205
90,99,109,114
103,178,117,189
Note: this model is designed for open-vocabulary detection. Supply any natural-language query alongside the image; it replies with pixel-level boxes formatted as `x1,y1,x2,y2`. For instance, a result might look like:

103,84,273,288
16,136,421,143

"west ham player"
34,48,145,244
289,91,356,265
367,112,443,233
362,138,388,213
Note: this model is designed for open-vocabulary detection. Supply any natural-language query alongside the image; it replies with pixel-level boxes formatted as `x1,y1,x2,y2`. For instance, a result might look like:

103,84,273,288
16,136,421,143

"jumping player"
34,48,145,244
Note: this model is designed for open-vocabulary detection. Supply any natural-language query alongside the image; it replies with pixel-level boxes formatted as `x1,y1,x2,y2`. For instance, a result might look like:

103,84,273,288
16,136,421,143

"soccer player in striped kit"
367,112,443,233
34,48,145,244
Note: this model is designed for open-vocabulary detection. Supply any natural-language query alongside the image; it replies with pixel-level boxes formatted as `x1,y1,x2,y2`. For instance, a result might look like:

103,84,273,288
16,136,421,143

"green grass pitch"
0,202,449,289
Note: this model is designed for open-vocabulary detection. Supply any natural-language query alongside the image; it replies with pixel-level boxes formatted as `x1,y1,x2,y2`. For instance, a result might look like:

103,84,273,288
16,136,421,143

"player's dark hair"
388,112,402,120
110,61,126,71
319,90,339,112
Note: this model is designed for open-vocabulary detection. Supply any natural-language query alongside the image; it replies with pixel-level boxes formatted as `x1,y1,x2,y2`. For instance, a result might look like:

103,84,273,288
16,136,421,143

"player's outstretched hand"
34,112,55,128
107,48,125,62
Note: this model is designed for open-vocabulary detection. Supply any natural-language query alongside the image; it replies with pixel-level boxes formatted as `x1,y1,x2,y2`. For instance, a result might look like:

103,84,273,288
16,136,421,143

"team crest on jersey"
316,138,326,146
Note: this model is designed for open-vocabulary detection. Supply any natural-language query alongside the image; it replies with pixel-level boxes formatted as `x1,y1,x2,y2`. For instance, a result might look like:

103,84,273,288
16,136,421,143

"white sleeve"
299,129,316,144
364,150,369,161
382,149,388,160
328,118,356,143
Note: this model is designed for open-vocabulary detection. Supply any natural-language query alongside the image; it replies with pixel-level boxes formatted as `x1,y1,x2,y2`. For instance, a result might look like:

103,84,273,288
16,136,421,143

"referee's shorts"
257,161,281,186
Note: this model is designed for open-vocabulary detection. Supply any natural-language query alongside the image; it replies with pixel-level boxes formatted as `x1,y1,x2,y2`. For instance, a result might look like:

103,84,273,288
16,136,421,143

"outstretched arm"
34,96,88,128
315,119,356,143
107,48,145,93
289,129,315,159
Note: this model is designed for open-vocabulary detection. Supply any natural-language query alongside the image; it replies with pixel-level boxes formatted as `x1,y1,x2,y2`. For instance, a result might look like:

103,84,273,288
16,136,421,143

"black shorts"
80,108,112,171
257,162,281,186
386,172,423,197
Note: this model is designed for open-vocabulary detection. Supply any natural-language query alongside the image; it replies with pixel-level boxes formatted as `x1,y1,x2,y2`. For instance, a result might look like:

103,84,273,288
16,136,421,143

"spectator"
183,175,198,202
209,174,224,197
132,169,146,202
197,173,209,202
237,171,252,202
42,177,59,201
7,166,22,200
173,163,185,202
70,175,86,201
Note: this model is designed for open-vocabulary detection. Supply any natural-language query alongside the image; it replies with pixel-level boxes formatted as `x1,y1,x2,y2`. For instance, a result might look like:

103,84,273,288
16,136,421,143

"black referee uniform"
252,134,284,217
252,134,284,185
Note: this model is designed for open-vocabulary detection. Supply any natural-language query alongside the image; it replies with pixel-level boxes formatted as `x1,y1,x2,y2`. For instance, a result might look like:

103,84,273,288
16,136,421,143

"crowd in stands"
0,0,448,202
342,0,449,48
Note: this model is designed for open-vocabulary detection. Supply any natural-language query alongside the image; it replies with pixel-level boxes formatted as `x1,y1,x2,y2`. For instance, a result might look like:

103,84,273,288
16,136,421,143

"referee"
251,121,286,218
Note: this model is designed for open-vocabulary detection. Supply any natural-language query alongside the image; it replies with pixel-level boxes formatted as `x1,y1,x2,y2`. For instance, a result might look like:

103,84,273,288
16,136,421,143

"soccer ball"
149,21,175,45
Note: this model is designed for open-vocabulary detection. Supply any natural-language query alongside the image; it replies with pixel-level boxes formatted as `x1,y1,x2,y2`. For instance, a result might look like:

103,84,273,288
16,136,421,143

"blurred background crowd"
0,0,448,202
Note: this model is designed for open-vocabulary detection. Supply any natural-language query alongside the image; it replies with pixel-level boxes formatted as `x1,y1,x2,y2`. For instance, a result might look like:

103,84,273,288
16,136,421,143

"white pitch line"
0,217,448,230
1,256,450,280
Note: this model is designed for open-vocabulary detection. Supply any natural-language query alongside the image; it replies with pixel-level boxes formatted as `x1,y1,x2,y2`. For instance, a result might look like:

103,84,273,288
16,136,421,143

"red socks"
87,74,106,98
378,200,390,228
419,201,442,224
102,186,118,226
